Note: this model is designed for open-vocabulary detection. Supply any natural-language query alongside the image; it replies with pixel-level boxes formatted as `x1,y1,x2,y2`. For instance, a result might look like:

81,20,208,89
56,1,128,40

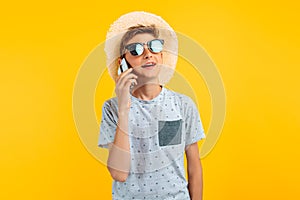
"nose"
143,45,153,59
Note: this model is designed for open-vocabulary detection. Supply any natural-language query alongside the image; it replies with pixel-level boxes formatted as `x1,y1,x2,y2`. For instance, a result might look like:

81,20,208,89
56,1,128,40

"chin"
137,74,160,84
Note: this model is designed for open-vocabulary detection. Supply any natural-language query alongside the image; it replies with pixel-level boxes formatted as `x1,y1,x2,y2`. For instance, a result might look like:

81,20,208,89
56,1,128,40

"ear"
117,57,122,65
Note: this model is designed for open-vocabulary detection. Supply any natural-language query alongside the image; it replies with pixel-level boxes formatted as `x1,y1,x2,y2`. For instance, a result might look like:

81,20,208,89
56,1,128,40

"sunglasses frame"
124,39,165,57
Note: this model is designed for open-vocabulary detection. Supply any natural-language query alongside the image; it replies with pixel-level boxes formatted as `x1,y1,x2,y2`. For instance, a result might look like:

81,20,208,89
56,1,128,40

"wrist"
118,109,129,116
118,103,130,114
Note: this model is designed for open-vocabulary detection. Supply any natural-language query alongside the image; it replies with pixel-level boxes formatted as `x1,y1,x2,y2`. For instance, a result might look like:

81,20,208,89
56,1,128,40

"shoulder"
163,88,196,107
102,97,118,112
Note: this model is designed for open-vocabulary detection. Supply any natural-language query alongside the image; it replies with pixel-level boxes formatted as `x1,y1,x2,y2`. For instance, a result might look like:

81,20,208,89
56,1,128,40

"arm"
106,68,137,182
185,142,204,200
107,111,130,182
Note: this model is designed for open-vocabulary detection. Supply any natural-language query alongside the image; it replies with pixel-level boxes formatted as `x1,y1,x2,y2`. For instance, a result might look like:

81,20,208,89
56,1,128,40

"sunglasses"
124,39,164,56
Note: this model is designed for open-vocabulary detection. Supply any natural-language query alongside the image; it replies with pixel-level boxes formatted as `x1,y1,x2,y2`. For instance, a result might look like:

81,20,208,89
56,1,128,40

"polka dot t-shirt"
98,87,206,200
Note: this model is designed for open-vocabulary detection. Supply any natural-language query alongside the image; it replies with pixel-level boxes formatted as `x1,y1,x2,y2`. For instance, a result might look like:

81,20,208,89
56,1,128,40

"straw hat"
104,11,178,85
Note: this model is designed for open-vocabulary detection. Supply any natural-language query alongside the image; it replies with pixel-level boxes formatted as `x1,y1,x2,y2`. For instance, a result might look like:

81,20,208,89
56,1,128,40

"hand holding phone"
115,59,137,110
117,58,137,94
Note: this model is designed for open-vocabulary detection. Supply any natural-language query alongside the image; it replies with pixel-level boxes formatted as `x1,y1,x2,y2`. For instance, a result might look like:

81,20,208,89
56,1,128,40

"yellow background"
1,0,299,199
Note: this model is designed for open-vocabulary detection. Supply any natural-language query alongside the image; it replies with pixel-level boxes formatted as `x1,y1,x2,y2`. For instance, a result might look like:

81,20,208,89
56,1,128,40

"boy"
98,11,206,200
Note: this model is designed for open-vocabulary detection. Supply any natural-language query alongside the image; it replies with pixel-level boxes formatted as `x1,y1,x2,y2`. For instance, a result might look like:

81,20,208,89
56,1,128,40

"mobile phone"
117,58,135,93
118,58,131,76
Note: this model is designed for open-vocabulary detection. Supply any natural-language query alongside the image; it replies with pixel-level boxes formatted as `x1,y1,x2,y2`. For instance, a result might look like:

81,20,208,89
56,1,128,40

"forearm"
186,143,204,200
188,164,203,200
107,110,131,181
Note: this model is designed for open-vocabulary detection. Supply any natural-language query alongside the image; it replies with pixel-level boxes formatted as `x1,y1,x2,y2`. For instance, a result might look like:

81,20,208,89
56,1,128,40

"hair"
119,24,159,57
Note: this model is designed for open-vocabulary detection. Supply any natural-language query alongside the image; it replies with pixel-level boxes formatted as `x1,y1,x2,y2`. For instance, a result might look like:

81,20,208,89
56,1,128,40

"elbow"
108,166,129,182
113,175,128,182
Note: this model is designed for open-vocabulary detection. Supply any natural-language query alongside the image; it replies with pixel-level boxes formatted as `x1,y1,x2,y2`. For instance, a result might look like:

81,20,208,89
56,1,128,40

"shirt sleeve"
98,100,118,149
183,96,206,147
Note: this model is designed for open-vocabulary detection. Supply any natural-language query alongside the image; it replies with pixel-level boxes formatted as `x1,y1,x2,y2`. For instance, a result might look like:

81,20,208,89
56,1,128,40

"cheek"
130,59,142,68
125,55,139,67
157,54,163,63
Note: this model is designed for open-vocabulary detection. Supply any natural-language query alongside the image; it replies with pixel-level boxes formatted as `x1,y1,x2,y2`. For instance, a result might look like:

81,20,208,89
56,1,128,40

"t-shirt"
98,86,206,200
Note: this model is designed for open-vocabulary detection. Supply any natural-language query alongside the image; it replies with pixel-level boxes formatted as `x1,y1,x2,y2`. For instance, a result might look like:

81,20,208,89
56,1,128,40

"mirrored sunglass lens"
149,40,163,53
135,44,144,55
128,43,144,56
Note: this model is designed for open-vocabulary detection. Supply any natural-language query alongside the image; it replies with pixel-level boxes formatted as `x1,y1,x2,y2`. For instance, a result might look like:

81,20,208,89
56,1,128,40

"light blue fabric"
98,87,205,200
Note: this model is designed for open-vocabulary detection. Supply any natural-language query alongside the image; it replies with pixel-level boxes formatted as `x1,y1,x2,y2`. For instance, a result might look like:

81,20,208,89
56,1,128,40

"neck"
132,84,162,101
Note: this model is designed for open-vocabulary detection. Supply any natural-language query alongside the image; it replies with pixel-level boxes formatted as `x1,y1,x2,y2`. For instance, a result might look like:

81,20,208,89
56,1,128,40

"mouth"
141,62,156,68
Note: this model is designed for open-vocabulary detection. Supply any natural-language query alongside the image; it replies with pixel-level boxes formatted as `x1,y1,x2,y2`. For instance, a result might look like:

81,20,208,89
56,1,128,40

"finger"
122,78,137,90
116,68,132,83
116,69,133,86
124,79,133,88
117,68,133,82
131,79,137,86
118,73,138,88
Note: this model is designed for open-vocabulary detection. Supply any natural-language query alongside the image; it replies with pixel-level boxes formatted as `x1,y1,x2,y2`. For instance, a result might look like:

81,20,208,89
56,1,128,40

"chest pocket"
158,119,182,146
